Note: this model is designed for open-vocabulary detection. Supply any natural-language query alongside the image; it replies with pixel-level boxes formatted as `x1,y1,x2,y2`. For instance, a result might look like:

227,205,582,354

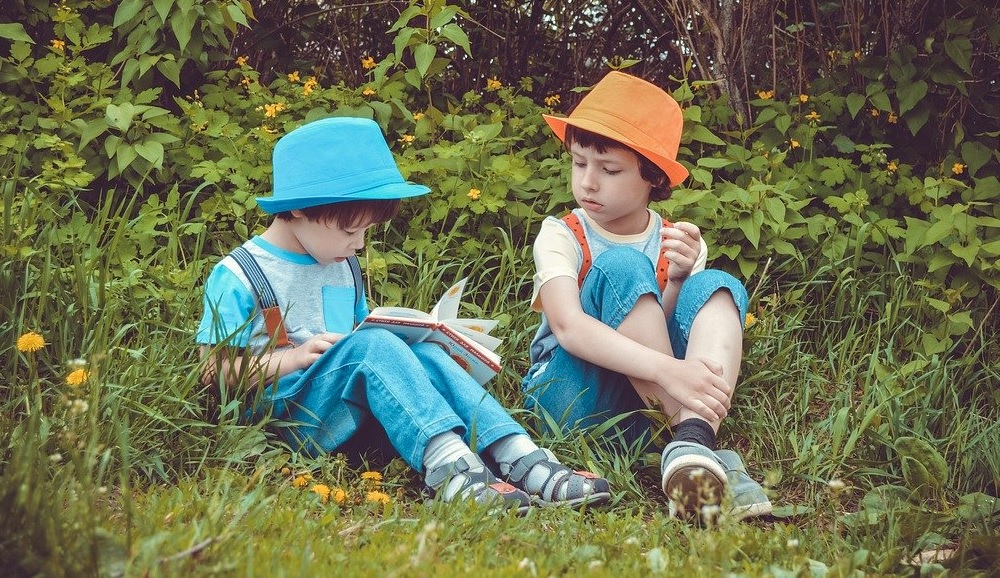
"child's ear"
290,209,306,219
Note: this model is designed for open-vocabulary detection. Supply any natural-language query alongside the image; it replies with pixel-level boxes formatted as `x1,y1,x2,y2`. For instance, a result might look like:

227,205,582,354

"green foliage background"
1,1,998,576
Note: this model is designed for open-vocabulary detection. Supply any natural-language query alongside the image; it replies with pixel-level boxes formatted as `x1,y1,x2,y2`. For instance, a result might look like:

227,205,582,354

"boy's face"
570,142,653,234
288,210,373,265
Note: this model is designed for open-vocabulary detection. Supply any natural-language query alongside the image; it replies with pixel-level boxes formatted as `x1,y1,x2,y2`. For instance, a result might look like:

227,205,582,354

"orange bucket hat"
543,71,689,186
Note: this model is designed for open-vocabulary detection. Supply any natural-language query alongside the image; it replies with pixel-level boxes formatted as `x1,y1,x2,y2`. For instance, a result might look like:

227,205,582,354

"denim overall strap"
561,212,673,291
229,246,291,348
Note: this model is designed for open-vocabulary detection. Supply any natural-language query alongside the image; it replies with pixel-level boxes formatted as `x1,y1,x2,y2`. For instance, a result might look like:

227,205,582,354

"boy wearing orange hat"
522,72,771,521
197,117,610,512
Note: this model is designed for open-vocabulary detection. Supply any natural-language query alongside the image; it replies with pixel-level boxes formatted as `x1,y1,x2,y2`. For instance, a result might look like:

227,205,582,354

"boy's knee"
340,327,410,356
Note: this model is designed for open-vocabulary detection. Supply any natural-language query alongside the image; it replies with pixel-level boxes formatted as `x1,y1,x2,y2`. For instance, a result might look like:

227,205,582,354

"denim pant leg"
523,247,659,444
263,327,466,470
409,341,526,452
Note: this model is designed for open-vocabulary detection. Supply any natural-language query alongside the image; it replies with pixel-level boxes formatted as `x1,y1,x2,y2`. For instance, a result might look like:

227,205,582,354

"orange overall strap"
563,213,673,292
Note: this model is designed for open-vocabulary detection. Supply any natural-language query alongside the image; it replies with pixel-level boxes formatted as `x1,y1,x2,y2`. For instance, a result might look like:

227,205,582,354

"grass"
2,183,998,577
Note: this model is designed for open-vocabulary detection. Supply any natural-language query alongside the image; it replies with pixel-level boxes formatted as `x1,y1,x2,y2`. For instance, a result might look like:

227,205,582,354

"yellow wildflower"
413,112,424,121
398,134,414,145
263,103,285,118
311,484,331,502
544,94,561,107
854,50,862,60
331,487,347,504
361,56,376,70
240,76,250,88
361,471,383,483
280,467,291,476
790,139,800,149
744,312,757,329
66,369,89,387
798,94,809,103
235,56,248,67
50,39,65,51
292,475,310,488
870,108,880,118
362,88,376,97
805,111,821,122
887,160,898,172
16,332,45,353
366,490,391,505
486,77,502,91
467,188,481,200
827,50,839,62
287,71,300,83
952,163,965,175
756,90,774,100
302,76,318,96
887,112,898,124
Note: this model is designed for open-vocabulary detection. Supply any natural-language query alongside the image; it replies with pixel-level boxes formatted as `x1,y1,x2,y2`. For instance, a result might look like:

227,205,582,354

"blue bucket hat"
255,117,430,214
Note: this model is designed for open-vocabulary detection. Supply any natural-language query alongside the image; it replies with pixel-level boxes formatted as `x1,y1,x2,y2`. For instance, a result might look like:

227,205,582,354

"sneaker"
660,441,727,521
714,449,773,520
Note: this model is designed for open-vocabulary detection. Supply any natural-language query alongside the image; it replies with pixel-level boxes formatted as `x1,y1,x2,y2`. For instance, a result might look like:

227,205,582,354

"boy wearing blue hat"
196,117,610,511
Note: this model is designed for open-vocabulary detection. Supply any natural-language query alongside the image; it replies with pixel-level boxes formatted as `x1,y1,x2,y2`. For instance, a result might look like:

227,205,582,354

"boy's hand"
660,221,701,281
287,333,343,371
659,357,732,422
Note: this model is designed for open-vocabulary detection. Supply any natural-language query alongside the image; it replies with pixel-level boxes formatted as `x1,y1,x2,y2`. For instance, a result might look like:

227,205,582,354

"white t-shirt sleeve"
530,218,581,311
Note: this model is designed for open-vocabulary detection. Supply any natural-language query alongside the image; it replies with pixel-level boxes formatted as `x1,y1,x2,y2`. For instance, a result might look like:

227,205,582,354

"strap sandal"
499,448,611,508
425,455,531,515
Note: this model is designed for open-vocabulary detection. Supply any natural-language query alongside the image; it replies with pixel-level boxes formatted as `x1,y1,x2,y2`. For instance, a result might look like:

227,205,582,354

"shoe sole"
728,500,773,520
661,455,727,521
534,491,612,509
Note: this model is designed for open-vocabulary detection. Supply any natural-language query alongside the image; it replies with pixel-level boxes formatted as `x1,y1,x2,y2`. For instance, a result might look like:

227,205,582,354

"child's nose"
580,166,599,190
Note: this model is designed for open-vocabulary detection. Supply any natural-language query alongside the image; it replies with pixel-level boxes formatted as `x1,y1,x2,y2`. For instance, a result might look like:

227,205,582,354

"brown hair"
564,125,672,201
274,198,401,227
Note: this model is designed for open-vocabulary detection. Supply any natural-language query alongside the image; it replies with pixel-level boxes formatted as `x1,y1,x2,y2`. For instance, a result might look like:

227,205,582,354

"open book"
354,278,502,385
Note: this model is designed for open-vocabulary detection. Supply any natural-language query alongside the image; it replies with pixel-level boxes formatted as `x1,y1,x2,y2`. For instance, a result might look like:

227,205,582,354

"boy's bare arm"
539,276,730,422
199,333,344,390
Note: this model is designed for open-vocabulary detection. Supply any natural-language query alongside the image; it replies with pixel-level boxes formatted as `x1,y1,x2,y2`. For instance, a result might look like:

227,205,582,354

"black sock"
672,418,717,450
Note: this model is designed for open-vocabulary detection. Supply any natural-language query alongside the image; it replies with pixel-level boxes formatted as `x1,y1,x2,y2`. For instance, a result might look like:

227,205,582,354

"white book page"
429,277,467,320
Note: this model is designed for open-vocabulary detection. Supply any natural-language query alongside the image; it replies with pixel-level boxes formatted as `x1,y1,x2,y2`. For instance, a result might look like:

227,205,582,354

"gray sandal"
425,455,531,514
499,449,611,508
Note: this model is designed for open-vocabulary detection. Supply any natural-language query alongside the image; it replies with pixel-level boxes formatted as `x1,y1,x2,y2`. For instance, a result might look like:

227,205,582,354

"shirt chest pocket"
321,286,356,334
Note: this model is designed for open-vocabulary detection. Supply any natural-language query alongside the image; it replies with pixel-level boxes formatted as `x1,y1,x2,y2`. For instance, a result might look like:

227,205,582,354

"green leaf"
0,23,35,43
944,37,973,74
894,436,948,494
153,0,174,23
134,141,164,167
774,114,791,135
904,104,931,136
739,213,761,248
170,8,195,52
961,141,992,176
685,124,724,145
114,0,146,27
696,157,736,169
897,80,927,116
846,93,866,118
413,43,436,78
831,134,856,153
439,23,472,57
106,103,137,132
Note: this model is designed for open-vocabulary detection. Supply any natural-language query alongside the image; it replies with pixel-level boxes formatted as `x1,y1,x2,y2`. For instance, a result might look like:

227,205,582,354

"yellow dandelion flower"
51,39,65,51
398,134,414,145
287,71,300,83
798,94,809,103
240,76,251,88
360,471,383,483
280,467,291,476
887,161,898,172
413,112,424,121
790,139,800,149
331,487,347,504
302,77,318,96
292,475,309,488
311,484,331,502
887,112,898,124
16,332,45,353
805,111,821,122
467,188,481,200
756,90,774,100
366,490,390,505
66,369,89,387
744,312,757,329
870,108,880,118
235,56,248,67
362,88,376,97
361,56,376,70
544,94,561,107
486,77,502,91
952,162,965,175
